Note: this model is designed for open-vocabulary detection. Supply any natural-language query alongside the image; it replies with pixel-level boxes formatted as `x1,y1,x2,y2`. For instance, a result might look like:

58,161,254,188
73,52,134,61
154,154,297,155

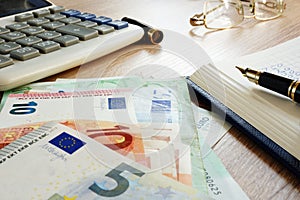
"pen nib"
235,66,246,75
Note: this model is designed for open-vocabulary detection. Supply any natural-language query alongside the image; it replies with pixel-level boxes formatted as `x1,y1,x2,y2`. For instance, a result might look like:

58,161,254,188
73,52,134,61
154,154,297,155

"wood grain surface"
2,0,300,199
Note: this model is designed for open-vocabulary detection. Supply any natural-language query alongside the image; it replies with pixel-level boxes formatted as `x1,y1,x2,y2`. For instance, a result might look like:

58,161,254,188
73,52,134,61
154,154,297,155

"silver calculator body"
0,0,144,91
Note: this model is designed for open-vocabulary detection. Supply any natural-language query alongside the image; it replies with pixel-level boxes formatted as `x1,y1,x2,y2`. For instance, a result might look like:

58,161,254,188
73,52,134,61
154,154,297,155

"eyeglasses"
190,0,286,29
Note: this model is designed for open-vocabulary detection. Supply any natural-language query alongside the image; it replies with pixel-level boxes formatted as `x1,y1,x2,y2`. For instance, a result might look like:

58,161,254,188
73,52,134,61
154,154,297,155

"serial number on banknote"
204,168,222,195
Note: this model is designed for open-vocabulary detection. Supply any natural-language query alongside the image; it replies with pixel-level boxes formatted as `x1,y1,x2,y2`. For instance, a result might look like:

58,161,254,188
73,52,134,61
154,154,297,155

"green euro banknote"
192,104,249,200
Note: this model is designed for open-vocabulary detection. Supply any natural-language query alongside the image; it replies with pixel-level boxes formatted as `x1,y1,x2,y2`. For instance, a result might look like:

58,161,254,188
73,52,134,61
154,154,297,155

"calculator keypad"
0,6,130,67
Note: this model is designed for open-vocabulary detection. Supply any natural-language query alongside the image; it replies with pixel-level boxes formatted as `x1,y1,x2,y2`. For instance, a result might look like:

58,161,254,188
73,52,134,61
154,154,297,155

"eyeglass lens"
204,0,244,29
254,0,285,20
204,0,284,29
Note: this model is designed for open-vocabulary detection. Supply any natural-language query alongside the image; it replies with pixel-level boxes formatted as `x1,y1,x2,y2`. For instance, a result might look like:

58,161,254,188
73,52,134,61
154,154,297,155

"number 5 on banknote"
89,162,145,197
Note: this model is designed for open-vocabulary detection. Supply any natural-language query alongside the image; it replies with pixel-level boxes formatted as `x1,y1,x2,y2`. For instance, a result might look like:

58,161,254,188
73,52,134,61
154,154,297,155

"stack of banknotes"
0,77,249,199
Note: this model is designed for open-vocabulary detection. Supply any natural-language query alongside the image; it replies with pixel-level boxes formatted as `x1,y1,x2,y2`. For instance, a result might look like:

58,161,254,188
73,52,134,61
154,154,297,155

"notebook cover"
186,78,300,178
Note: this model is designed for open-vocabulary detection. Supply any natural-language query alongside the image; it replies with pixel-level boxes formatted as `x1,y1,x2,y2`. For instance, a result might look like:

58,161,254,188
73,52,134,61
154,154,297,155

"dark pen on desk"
236,66,300,103
121,17,164,45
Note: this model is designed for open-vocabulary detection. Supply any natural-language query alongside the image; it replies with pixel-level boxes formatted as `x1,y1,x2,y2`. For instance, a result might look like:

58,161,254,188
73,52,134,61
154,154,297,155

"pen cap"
121,17,163,45
145,28,163,44
258,72,294,97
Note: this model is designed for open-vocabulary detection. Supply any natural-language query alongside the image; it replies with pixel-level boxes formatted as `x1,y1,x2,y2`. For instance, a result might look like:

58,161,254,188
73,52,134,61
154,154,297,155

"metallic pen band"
147,28,163,45
289,81,300,101
288,80,297,98
245,69,261,84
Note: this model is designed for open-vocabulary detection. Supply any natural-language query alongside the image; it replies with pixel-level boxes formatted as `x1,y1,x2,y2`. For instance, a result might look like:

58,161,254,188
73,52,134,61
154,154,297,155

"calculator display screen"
0,0,52,17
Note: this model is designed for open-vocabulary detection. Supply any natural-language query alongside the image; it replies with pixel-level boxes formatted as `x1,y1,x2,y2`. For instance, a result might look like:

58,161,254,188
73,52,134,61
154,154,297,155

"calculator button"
0,27,10,35
91,16,112,25
33,41,61,53
0,32,26,41
27,18,50,26
0,39,4,44
93,25,114,35
53,35,79,47
0,42,21,54
45,13,66,21
61,9,81,17
14,13,34,22
6,23,29,31
59,17,81,24
10,47,40,61
56,24,98,41
76,21,97,28
42,21,65,30
107,20,129,30
0,55,13,68
75,13,96,20
49,6,65,14
37,31,62,40
33,9,51,17
16,36,43,46
21,27,45,36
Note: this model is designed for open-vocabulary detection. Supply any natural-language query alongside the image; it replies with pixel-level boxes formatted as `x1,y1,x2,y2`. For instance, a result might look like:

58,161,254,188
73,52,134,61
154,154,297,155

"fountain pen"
236,66,300,103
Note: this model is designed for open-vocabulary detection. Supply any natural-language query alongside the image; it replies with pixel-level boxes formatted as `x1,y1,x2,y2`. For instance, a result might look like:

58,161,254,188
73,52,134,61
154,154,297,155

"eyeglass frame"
190,0,286,29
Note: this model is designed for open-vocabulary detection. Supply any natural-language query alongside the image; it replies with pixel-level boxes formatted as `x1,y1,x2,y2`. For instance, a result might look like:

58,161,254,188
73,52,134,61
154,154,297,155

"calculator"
0,0,144,91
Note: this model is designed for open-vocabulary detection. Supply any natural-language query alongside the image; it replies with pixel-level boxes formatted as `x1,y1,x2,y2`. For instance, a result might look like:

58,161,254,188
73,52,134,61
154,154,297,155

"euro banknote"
0,122,211,199
192,104,249,200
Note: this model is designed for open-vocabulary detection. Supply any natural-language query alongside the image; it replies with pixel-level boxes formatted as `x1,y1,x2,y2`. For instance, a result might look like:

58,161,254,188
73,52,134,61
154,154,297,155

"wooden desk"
2,0,300,199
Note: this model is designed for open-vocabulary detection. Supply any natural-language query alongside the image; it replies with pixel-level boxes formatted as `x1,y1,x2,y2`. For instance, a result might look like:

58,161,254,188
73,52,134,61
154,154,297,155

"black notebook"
187,37,300,177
